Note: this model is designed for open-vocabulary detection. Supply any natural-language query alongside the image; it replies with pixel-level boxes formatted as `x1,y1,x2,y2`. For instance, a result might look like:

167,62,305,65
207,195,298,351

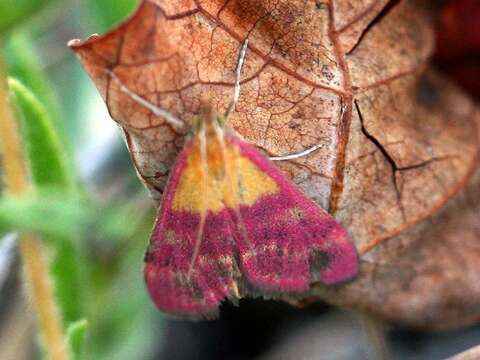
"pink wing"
229,134,358,293
144,139,241,318
144,134,358,318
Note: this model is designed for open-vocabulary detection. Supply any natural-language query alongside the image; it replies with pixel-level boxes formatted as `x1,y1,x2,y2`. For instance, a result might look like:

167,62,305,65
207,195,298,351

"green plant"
0,1,163,359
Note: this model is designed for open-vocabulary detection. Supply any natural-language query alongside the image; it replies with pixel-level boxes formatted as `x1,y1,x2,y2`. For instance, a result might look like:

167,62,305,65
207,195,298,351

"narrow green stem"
0,64,68,359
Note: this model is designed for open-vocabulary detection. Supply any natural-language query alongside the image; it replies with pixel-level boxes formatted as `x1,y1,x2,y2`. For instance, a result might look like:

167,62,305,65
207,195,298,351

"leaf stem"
18,236,68,360
0,65,68,359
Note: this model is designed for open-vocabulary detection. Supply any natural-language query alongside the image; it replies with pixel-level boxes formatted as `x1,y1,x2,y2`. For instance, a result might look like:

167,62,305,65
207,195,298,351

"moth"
108,40,358,318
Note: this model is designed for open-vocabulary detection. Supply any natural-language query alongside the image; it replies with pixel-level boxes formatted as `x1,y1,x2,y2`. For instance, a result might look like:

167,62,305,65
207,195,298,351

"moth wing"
144,138,240,318
228,135,359,294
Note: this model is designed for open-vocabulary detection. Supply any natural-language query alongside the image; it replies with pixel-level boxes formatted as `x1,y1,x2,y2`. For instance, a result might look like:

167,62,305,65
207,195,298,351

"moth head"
191,99,226,133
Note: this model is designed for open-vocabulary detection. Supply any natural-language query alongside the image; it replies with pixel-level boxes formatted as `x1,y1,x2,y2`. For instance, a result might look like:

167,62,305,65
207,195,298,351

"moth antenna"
224,38,249,119
105,69,186,130
270,143,324,161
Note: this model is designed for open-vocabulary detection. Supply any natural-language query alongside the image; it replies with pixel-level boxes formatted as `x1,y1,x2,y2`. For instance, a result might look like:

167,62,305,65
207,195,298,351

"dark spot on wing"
144,251,154,263
190,281,204,302
309,250,330,279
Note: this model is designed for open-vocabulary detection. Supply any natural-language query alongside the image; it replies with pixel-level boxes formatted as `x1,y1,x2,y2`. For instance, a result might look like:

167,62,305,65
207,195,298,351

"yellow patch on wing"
234,153,279,206
172,133,279,212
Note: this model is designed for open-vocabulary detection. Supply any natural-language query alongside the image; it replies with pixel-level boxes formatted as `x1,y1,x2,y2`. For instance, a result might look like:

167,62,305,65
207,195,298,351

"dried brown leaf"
69,0,480,328
309,148,480,330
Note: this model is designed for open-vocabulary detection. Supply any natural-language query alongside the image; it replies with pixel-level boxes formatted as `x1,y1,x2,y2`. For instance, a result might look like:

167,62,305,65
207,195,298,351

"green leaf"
8,78,75,191
5,31,62,129
8,78,85,325
51,239,84,324
0,191,88,239
67,319,88,360
84,0,138,32
0,191,86,321
0,0,52,32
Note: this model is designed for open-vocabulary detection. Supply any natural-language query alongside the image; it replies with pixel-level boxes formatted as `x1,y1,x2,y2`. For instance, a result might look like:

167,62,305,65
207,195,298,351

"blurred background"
0,0,479,359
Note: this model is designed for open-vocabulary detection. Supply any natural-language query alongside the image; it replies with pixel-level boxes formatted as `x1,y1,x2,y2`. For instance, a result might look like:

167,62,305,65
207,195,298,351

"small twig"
0,66,68,359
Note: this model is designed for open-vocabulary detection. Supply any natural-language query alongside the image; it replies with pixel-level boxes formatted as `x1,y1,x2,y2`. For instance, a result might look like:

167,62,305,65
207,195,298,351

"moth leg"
224,38,249,119
270,143,324,161
269,101,347,161
105,69,186,131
